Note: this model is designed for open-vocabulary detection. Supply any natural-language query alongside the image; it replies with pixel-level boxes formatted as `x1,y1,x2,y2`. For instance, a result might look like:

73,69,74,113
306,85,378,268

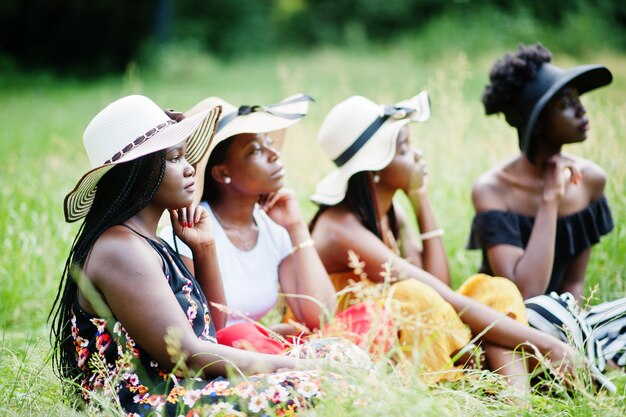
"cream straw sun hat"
63,95,221,223
311,91,430,206
186,93,313,151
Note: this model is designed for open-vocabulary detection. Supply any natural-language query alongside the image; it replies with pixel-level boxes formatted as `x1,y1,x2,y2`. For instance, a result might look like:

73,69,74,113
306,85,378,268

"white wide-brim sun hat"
311,91,430,206
186,93,312,151
63,95,221,223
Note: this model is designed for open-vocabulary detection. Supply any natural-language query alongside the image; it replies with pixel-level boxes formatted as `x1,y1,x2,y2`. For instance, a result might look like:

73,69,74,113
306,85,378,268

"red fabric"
324,302,395,354
216,323,287,354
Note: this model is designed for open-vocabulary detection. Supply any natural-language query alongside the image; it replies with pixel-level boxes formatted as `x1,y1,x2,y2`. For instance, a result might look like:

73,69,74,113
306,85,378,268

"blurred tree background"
1,0,625,77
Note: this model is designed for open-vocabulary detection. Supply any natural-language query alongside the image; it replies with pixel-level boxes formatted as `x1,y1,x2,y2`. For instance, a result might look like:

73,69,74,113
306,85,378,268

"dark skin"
472,86,607,302
377,127,449,284
77,141,302,377
312,127,581,390
182,132,336,334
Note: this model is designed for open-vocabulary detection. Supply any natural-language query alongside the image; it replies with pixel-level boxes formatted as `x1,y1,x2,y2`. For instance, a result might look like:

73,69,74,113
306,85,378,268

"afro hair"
482,43,552,116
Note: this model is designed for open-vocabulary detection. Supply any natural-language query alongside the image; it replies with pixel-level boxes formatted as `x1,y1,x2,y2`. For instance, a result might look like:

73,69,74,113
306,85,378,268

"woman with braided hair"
49,95,338,416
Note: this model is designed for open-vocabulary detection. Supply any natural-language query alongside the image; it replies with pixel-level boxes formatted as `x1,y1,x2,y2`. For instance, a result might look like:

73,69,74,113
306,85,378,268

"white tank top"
159,202,292,325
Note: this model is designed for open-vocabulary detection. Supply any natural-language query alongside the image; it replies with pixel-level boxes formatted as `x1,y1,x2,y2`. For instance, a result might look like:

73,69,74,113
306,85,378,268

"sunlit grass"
1,23,625,416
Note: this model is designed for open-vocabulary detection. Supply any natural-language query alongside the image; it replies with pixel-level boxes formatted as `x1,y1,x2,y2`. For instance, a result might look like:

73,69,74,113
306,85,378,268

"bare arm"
474,156,582,298
560,248,591,302
314,212,577,367
484,198,559,298
85,228,298,378
405,188,449,284
263,189,337,330
278,222,337,330
170,206,228,330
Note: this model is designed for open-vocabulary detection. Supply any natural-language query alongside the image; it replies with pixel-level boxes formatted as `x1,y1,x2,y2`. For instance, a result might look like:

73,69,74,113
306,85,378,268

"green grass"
1,16,626,416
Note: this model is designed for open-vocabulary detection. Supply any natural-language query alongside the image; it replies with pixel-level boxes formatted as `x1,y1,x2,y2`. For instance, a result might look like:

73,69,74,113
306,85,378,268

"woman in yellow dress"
309,92,579,390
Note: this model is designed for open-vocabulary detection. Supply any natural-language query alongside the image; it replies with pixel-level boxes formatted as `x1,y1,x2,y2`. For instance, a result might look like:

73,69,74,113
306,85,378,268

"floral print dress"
70,225,326,416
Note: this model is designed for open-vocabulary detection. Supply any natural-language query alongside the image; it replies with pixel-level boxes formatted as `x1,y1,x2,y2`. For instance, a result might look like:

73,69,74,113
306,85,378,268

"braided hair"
49,150,166,395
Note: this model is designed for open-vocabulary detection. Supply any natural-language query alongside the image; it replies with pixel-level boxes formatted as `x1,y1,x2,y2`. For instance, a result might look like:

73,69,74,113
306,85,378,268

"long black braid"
49,150,166,396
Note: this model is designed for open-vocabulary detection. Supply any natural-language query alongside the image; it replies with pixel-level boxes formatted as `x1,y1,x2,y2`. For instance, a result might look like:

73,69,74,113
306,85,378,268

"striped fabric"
586,297,626,367
525,292,619,392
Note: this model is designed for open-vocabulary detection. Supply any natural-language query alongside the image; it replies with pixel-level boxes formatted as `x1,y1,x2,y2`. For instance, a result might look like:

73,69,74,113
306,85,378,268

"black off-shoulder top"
467,196,614,294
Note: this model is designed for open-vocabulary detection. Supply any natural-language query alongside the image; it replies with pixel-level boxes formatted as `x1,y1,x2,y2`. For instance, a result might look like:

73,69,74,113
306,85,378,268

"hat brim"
186,94,310,152
519,65,612,154
311,92,430,206
64,105,222,222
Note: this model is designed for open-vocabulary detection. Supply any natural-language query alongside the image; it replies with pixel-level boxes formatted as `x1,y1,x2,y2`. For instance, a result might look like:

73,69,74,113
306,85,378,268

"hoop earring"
224,176,231,184
373,173,380,183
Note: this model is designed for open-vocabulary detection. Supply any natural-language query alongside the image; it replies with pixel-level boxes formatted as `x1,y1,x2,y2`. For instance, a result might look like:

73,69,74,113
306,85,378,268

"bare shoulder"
568,154,607,199
313,206,367,246
85,226,162,286
471,164,509,212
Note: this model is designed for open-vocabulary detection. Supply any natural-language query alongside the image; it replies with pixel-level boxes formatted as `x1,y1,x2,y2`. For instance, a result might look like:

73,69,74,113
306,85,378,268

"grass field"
1,27,626,416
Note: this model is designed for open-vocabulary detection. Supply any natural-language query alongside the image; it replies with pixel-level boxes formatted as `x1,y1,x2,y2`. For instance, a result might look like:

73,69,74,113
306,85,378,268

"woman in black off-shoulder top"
467,44,626,374
468,43,613,302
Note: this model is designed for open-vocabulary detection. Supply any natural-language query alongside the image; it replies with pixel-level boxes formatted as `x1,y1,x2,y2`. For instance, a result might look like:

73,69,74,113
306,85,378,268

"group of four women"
50,43,620,416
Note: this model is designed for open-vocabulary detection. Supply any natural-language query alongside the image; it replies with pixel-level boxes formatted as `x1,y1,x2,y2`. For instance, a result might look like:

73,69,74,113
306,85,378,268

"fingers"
567,165,583,185
261,188,294,211
178,207,188,228
544,155,583,186
173,204,204,228
264,191,283,210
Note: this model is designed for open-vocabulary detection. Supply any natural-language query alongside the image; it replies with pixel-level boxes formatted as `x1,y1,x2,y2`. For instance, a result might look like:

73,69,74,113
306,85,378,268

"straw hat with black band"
503,63,612,156
311,91,430,206
186,93,313,151
63,95,221,223
184,93,313,206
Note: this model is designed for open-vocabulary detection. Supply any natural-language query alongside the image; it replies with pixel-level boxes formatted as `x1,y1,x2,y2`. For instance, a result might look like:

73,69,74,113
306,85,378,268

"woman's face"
215,132,285,196
379,126,426,192
152,141,197,209
538,86,589,147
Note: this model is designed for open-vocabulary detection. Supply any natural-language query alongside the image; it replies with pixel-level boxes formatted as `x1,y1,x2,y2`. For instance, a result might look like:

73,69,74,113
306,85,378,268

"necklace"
212,209,258,251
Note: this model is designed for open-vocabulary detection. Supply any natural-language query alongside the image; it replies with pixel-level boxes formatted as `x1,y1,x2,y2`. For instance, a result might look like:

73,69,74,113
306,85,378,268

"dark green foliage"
0,0,154,76
1,0,626,74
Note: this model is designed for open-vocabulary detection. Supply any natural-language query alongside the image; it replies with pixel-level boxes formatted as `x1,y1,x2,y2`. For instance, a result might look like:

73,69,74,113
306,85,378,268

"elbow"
517,282,544,300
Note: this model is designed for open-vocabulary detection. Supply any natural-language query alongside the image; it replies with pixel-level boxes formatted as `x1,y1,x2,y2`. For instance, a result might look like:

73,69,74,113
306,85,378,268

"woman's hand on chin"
260,188,304,230
169,204,215,250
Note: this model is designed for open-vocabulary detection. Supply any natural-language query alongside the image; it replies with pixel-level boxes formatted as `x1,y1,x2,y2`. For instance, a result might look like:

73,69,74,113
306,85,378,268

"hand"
543,339,583,384
541,154,582,203
169,204,215,251
259,188,303,230
407,159,428,207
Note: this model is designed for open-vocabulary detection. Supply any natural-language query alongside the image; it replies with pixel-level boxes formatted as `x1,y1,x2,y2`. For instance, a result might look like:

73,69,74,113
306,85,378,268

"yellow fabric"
387,279,471,382
326,272,529,383
457,274,528,325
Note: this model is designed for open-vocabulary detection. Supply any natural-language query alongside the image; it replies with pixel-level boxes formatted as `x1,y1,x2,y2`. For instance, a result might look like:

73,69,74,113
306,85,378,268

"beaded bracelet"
419,228,444,241
292,238,315,254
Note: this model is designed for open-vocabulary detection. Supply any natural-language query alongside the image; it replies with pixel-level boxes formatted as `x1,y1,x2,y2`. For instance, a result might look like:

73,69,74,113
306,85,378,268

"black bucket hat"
503,63,612,155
